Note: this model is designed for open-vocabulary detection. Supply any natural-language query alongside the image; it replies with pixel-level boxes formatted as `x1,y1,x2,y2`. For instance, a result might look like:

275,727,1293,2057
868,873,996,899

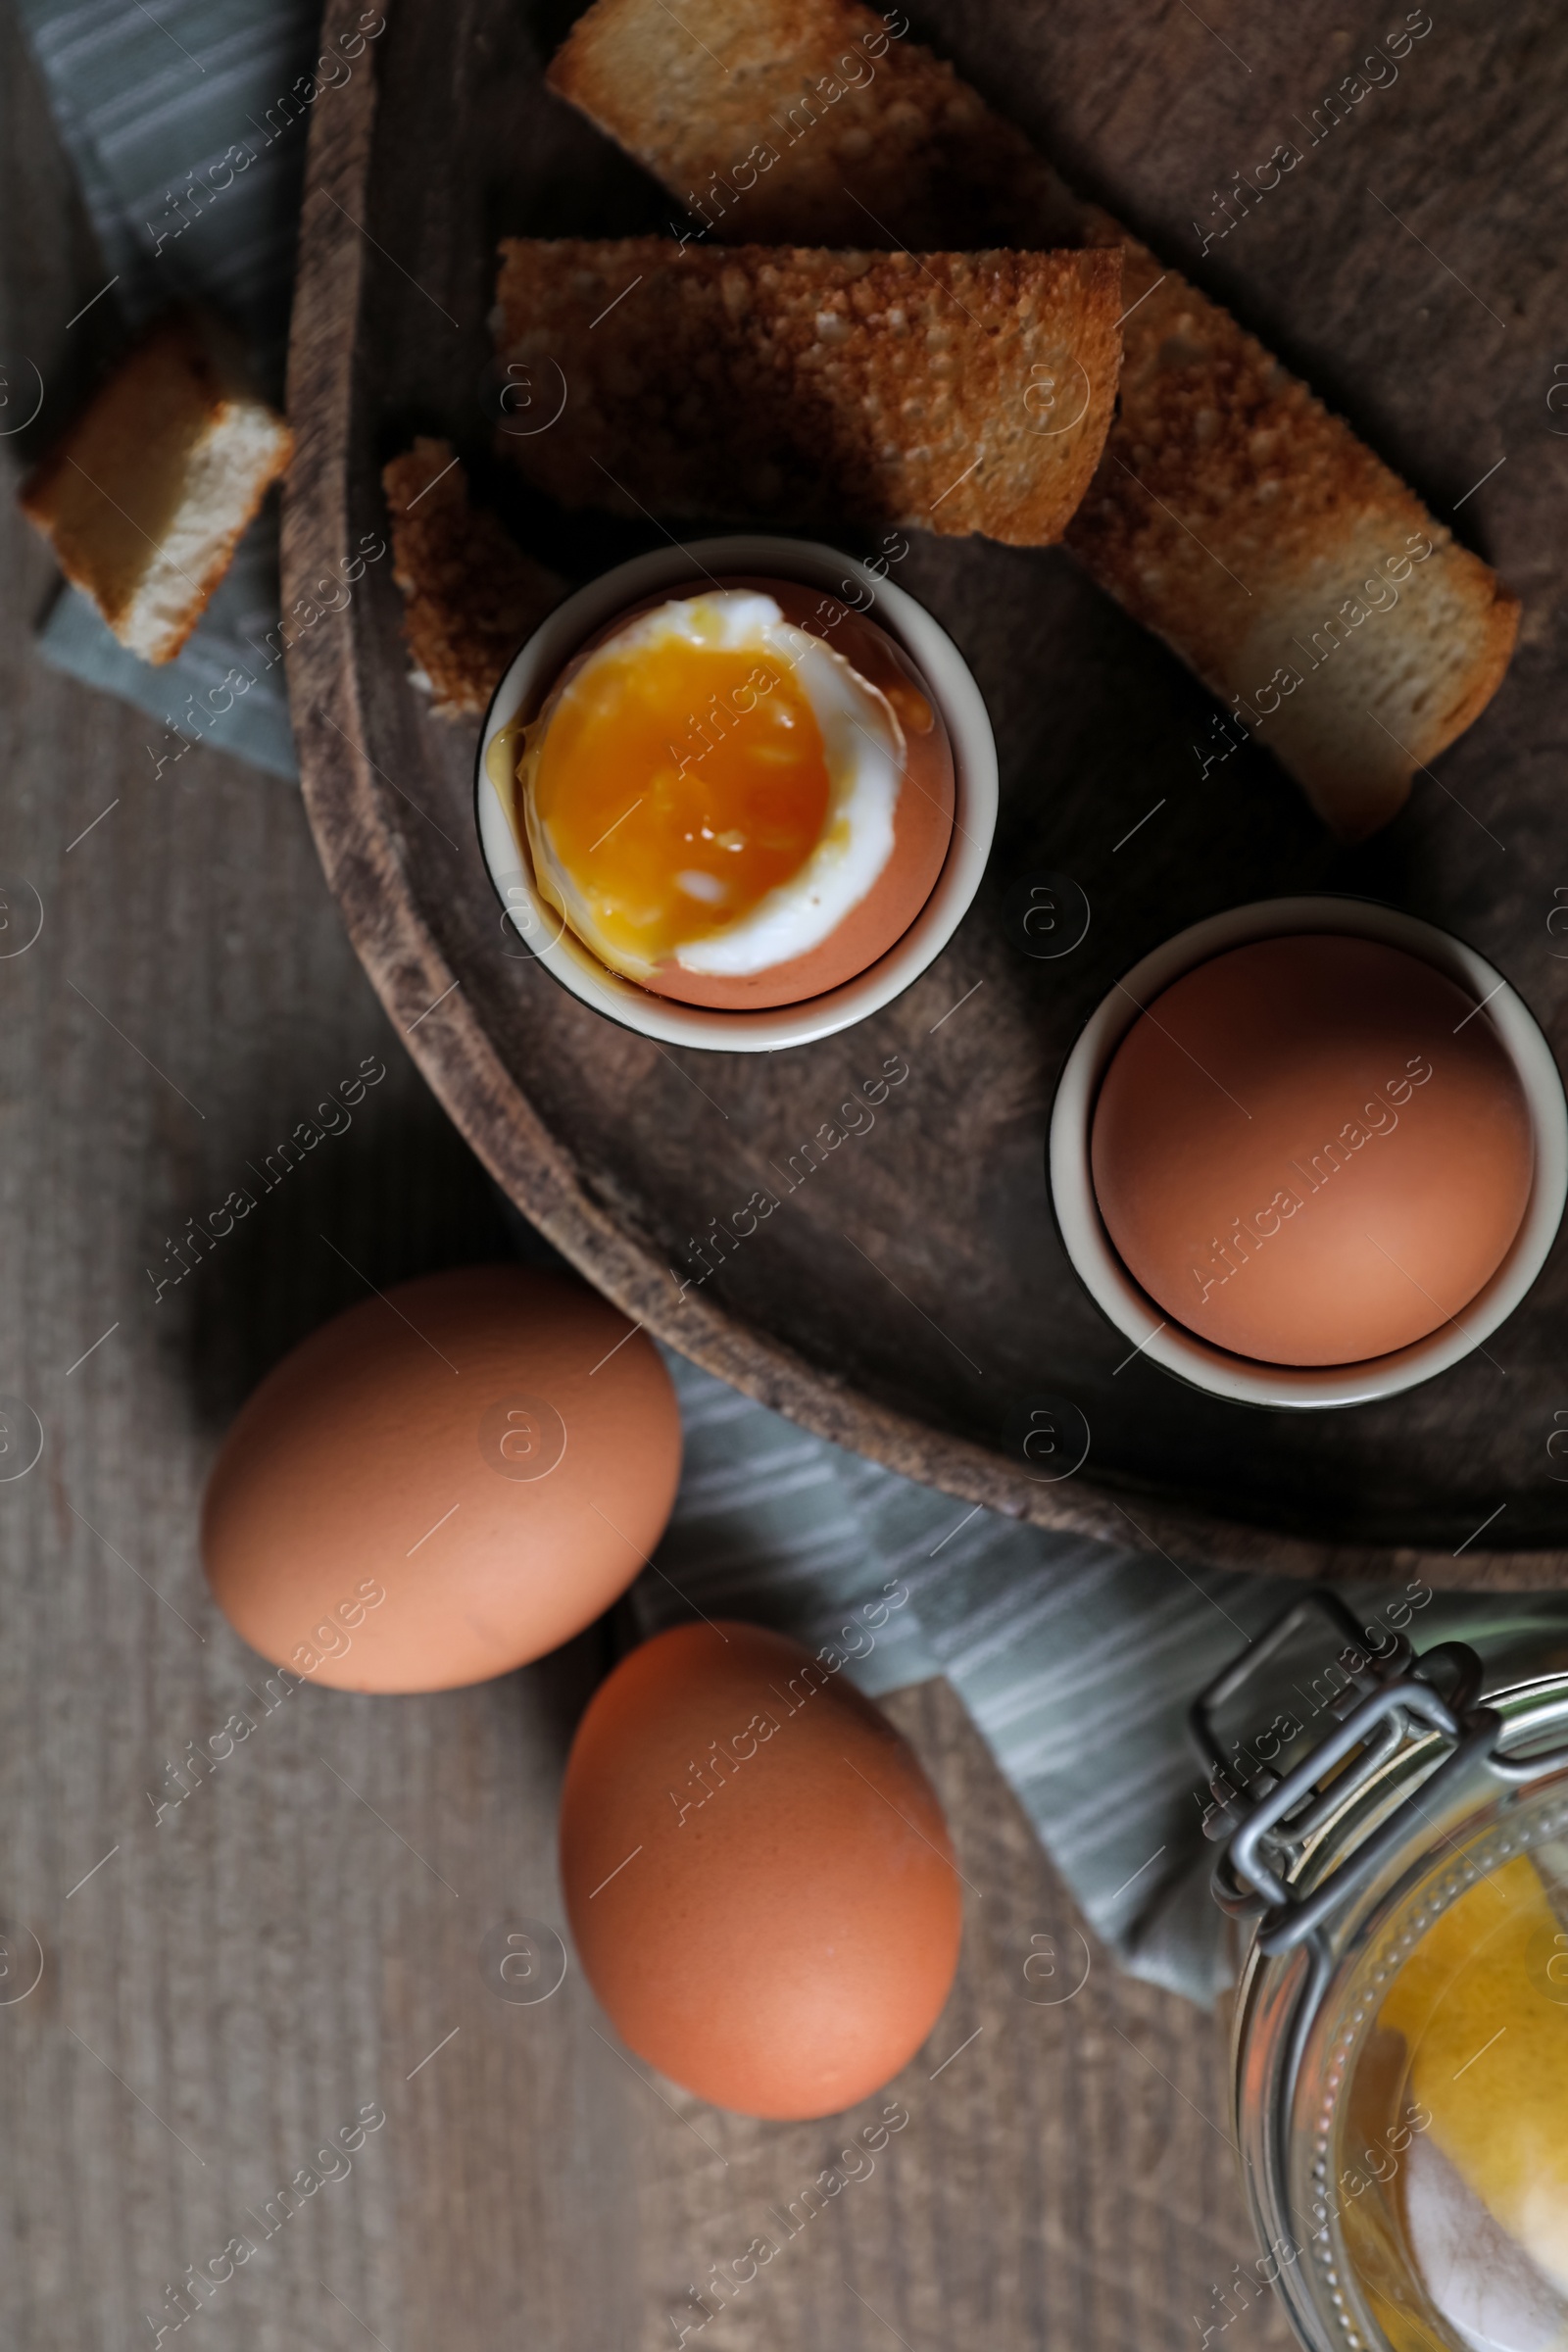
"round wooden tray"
283,0,1568,1590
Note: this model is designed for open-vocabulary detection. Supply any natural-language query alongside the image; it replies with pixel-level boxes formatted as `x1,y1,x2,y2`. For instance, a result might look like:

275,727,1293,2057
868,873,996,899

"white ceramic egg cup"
1049,894,1568,1410
474,535,998,1053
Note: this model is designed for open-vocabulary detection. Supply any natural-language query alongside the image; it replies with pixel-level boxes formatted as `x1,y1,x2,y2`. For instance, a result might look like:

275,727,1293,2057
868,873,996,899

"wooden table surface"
0,9,1290,2346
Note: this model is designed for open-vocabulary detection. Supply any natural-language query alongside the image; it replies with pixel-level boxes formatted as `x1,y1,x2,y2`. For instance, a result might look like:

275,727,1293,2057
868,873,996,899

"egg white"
522,592,906,984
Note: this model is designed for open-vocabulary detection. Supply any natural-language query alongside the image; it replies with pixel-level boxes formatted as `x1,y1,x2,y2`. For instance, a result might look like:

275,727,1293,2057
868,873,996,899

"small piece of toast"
382,439,564,719
20,310,292,666
547,0,1518,838
492,237,1121,547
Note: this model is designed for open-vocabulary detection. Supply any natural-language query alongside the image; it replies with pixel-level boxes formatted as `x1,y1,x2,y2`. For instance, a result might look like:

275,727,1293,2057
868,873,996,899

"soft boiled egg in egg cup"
474,536,997,1051
1050,895,1568,1409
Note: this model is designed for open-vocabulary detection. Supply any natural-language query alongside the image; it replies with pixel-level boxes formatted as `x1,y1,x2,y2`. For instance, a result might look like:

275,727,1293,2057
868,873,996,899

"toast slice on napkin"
21,311,291,666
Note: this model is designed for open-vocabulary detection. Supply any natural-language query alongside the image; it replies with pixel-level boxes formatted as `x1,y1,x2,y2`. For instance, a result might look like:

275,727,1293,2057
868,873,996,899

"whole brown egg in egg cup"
1050,896,1568,1409
474,534,997,1052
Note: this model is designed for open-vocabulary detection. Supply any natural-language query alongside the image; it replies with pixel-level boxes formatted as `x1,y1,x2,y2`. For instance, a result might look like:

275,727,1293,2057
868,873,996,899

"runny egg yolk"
529,633,832,969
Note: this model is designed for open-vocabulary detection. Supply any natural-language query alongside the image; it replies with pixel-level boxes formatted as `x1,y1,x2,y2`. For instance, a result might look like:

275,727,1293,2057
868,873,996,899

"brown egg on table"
497,575,955,1009
560,1620,964,2121
1090,933,1535,1367
202,1264,681,1691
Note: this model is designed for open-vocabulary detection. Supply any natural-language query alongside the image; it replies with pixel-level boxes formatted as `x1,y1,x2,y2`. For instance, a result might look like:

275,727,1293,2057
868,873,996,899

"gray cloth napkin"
29,0,1555,2009
636,1351,1568,2003
17,0,329,777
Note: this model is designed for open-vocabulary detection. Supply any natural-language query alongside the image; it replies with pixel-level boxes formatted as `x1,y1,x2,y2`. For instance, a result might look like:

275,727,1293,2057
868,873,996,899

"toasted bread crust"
1071,220,1521,835
382,440,564,719
20,310,291,664
23,431,270,663
547,0,1518,834
491,237,1121,547
548,0,1080,250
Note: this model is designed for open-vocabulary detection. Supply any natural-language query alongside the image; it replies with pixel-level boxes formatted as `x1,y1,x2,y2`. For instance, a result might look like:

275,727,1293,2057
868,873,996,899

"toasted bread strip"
383,440,564,719
20,310,291,666
550,0,1081,251
548,0,1519,838
492,238,1121,547
1069,224,1518,839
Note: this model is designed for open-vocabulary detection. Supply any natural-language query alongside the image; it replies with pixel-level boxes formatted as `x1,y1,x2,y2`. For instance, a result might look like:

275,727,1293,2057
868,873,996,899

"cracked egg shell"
514,576,956,1011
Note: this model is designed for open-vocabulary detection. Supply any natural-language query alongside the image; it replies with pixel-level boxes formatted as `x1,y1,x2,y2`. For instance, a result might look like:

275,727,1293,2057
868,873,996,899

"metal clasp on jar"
1194,1586,1568,1959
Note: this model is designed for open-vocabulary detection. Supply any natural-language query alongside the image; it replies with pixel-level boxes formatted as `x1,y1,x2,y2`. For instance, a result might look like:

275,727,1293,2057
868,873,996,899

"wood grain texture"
283,0,1568,1588
0,18,628,2345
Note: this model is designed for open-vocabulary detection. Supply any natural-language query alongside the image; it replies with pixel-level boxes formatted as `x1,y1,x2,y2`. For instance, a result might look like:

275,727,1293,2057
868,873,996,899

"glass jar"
1202,1591,1568,2352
